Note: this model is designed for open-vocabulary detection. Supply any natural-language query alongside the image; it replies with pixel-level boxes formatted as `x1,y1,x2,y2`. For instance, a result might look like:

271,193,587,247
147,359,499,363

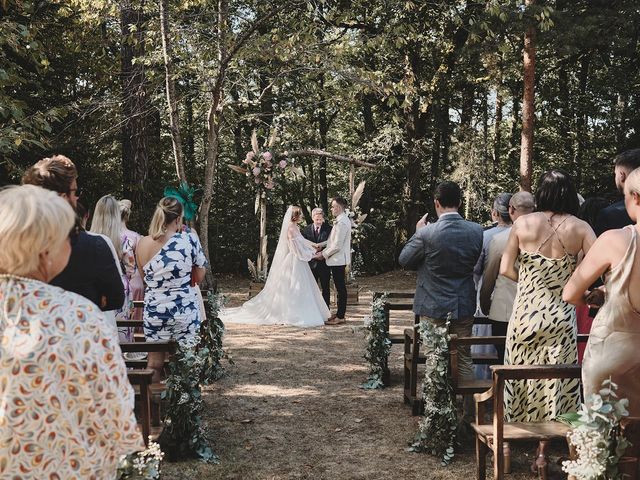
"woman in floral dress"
136,196,208,381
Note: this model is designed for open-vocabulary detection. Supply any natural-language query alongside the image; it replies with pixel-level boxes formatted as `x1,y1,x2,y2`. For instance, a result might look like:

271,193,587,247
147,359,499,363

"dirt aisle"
162,273,554,479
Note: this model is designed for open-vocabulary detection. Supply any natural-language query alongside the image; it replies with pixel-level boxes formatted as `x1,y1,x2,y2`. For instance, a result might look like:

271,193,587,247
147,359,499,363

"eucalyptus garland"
199,292,227,384
361,293,391,389
410,318,457,465
158,337,219,464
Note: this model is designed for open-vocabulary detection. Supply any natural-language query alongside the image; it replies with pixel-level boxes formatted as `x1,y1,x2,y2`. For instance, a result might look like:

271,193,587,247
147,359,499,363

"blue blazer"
399,213,483,319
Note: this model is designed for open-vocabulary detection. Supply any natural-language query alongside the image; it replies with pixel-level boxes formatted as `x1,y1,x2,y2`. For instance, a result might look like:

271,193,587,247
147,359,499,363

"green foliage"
361,293,391,389
116,441,164,479
410,318,457,466
159,339,218,463
199,292,228,384
4,0,640,274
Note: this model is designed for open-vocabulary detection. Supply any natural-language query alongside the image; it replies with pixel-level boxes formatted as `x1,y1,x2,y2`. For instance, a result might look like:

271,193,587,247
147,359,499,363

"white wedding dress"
221,206,330,327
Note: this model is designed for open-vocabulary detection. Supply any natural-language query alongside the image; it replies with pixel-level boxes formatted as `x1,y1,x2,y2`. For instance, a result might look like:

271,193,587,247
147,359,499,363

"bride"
221,205,330,327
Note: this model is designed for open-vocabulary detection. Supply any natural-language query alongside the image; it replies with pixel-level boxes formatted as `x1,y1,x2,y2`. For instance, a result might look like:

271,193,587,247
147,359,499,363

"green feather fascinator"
164,181,199,222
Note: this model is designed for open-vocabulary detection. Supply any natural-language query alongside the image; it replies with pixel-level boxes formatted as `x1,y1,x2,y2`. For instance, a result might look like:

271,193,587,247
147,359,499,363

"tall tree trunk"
494,86,503,170
159,0,186,182
185,87,195,173
574,56,590,190
520,0,536,192
120,1,149,217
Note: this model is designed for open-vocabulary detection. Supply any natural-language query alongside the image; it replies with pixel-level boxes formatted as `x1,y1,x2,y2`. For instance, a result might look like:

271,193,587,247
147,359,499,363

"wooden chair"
472,364,581,480
120,340,178,431
403,322,504,415
126,369,154,445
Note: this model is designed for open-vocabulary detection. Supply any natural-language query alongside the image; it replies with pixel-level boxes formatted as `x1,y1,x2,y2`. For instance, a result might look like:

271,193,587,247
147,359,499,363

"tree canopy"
2,0,639,274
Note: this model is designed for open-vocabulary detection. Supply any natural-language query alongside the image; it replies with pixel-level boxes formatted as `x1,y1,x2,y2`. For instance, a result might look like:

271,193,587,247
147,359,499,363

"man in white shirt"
314,197,352,324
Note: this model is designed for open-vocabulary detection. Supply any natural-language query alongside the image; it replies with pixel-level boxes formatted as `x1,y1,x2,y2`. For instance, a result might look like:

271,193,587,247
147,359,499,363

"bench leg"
493,440,504,480
476,436,488,480
139,380,151,446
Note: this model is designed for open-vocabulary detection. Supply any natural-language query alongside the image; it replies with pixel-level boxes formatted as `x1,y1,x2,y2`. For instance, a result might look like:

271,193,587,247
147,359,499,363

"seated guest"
22,155,125,310
136,197,208,382
479,191,535,362
564,167,640,416
0,185,143,478
594,148,640,235
500,170,596,468
399,181,483,389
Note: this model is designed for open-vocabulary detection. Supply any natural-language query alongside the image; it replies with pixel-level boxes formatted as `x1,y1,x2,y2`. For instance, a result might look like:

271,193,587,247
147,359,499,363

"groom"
302,207,332,307
314,197,351,325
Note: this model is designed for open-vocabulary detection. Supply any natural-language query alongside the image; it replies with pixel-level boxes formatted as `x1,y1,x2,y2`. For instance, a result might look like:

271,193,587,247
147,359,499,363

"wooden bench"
403,325,504,415
472,364,581,480
120,340,178,436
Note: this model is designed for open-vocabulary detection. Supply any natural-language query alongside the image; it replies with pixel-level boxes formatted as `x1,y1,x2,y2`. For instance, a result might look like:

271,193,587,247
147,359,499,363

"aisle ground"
163,271,568,479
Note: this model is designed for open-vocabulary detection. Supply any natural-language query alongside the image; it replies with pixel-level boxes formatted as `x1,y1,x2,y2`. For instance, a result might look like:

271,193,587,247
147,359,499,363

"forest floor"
163,271,570,480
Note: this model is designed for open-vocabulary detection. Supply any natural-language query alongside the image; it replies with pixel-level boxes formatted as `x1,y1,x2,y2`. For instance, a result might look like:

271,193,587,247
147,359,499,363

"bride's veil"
264,205,293,286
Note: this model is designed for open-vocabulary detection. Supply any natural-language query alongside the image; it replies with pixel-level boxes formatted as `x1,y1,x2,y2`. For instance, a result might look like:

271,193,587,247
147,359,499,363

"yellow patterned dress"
0,275,144,479
504,248,581,422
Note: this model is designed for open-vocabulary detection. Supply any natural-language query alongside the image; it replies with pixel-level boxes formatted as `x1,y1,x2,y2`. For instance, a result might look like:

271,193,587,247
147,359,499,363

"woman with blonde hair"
136,196,208,381
91,194,132,340
0,185,143,478
220,205,330,327
564,167,640,415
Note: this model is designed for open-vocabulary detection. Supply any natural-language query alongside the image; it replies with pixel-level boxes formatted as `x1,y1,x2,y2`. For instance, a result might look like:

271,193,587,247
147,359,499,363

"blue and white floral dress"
142,231,208,343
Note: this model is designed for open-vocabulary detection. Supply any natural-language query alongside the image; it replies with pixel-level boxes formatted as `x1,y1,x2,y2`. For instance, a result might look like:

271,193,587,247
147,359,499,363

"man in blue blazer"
399,180,483,383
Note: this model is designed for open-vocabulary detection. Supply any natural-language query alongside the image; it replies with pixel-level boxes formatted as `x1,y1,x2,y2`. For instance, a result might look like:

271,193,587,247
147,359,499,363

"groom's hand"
312,252,324,260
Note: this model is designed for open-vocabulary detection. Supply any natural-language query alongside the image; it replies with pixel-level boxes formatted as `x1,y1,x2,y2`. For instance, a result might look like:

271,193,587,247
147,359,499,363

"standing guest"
479,191,535,362
564,167,640,416
21,155,125,310
91,195,133,342
473,193,513,378
136,197,208,382
76,201,90,229
313,197,352,325
302,207,332,307
594,148,640,235
0,185,144,478
120,198,144,320
500,170,596,468
575,197,610,362
399,181,483,391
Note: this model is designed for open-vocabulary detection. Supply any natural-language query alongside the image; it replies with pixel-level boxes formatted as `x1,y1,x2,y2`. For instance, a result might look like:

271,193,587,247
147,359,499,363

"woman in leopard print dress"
500,170,596,422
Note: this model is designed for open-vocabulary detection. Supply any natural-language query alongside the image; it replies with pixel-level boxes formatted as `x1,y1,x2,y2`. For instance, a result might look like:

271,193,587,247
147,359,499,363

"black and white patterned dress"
504,221,581,422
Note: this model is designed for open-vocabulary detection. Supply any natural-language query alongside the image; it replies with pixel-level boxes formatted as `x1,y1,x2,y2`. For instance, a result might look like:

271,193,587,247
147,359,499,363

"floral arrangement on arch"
560,379,630,480
229,131,303,191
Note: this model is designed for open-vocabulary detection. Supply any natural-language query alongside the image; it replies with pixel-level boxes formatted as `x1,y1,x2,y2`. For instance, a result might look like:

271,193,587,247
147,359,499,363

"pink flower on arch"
262,151,273,162
252,167,261,176
255,177,261,184
278,160,287,169
265,180,275,189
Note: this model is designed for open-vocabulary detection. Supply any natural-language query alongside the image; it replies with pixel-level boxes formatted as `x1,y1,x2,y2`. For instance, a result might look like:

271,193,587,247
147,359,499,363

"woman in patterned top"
0,185,144,479
500,170,596,472
136,196,208,382
120,198,144,321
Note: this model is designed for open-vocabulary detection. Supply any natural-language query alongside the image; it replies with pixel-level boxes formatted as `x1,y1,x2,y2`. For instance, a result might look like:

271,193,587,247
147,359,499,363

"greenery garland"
117,441,164,479
410,317,457,465
199,292,228,384
361,293,391,389
158,337,218,463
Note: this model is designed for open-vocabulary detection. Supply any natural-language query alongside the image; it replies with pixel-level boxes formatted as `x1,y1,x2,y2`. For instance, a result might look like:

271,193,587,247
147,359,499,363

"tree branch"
280,149,376,168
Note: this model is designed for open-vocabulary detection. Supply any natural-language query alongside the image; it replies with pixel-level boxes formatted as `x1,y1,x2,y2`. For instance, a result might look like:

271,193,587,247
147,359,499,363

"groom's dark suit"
302,222,332,307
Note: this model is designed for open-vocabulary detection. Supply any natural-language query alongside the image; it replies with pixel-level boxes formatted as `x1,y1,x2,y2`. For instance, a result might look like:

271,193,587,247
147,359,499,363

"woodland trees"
2,0,640,274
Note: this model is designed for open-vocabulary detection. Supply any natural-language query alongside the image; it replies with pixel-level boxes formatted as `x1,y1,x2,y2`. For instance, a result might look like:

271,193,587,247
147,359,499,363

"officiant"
302,207,332,307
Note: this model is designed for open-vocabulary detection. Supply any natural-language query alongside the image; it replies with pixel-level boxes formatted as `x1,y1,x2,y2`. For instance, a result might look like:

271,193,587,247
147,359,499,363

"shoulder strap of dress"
536,215,570,254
